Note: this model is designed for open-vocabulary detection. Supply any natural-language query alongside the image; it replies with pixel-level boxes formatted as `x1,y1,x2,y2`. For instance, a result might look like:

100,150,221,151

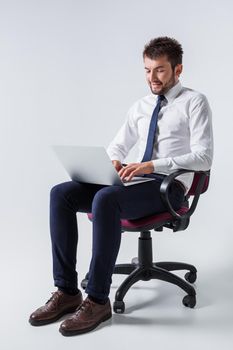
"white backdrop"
0,0,232,349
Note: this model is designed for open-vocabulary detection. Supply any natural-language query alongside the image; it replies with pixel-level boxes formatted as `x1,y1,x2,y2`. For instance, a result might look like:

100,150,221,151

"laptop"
52,145,155,186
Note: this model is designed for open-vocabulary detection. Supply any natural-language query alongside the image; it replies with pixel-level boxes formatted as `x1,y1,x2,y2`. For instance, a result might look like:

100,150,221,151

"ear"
175,64,183,78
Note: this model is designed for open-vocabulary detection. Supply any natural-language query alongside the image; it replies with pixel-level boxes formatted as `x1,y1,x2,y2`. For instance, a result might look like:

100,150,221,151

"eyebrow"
144,65,165,70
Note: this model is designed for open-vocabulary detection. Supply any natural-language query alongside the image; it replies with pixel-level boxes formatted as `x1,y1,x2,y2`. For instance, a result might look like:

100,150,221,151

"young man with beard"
29,36,213,335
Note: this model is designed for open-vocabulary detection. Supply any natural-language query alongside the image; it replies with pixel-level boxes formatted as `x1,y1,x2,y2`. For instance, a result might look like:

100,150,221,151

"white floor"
1,223,233,350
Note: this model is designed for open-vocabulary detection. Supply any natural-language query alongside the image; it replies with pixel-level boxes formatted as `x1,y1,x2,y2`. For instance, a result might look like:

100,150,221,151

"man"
29,37,213,335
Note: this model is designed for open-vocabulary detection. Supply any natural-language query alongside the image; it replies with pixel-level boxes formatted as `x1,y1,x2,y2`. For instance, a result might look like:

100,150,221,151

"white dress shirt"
106,81,214,193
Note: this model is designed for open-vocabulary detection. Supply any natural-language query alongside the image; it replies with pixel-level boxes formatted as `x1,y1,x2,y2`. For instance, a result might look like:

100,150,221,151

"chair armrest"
160,169,210,220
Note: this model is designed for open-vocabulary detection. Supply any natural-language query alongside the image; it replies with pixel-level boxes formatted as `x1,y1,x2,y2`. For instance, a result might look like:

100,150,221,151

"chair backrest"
188,171,210,196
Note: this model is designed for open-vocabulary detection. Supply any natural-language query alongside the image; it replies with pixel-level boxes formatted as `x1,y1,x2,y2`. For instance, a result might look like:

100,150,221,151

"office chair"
81,169,210,313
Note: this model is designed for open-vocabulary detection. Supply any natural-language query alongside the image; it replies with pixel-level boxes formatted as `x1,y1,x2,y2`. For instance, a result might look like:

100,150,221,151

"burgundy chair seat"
87,206,189,232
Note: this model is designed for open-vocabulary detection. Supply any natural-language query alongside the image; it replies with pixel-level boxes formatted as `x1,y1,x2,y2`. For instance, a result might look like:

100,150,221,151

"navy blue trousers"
50,176,185,300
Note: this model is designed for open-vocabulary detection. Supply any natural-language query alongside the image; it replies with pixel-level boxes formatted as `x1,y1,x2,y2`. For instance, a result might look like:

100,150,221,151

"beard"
149,73,177,95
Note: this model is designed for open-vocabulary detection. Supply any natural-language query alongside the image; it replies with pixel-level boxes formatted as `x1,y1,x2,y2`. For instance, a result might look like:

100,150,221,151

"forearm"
106,143,128,163
152,150,213,173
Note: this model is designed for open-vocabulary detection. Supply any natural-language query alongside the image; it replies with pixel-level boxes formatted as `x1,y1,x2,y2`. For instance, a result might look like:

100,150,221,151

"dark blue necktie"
141,94,165,162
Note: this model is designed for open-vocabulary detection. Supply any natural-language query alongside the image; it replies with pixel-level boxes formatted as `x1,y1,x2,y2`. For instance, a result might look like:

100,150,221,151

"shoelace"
73,299,92,318
45,291,61,305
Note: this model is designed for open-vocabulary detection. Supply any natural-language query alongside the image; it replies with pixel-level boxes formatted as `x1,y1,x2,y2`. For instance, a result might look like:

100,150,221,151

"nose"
150,70,159,82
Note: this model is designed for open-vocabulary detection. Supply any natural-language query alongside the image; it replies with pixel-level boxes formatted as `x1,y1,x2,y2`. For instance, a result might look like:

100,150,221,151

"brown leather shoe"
59,297,112,336
29,289,83,326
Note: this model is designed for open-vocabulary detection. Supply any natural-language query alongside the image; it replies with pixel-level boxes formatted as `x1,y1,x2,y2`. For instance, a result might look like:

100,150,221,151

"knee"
50,183,64,203
50,181,74,202
92,187,118,210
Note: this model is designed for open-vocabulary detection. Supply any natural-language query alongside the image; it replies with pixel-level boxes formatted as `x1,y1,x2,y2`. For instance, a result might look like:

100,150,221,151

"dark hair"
143,36,183,70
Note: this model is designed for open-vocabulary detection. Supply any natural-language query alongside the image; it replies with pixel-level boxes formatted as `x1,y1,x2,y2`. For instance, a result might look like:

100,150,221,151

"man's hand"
112,160,123,172
118,161,154,181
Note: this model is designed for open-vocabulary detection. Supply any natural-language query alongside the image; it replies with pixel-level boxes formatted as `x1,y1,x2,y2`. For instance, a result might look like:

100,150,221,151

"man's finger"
120,169,131,179
123,167,140,180
119,163,138,175
119,166,130,177
127,169,138,181
119,165,135,178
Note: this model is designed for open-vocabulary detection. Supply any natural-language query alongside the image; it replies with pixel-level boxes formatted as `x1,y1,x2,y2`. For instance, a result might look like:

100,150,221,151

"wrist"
148,161,154,172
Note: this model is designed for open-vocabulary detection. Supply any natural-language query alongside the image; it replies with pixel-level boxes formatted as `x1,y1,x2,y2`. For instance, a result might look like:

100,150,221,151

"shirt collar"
163,80,182,103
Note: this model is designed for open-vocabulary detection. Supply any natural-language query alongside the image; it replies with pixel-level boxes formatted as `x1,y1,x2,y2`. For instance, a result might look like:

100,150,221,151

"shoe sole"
59,312,112,336
29,306,79,326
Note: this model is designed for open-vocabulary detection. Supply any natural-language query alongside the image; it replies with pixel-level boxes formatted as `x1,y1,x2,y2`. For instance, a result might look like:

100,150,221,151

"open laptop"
52,145,155,186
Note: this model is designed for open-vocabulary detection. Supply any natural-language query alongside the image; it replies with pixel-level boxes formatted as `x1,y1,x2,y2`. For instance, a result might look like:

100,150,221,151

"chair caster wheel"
131,257,139,265
113,300,125,314
185,271,197,283
81,278,88,290
81,272,89,290
182,295,196,308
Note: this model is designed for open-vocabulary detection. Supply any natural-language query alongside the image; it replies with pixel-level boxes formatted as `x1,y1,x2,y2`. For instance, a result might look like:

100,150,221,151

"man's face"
144,55,182,95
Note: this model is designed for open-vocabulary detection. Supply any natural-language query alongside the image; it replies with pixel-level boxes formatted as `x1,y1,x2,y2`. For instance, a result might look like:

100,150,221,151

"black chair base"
81,230,197,313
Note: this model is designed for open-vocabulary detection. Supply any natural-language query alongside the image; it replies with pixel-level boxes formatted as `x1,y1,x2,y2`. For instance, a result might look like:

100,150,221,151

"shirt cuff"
107,154,124,163
151,158,171,173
